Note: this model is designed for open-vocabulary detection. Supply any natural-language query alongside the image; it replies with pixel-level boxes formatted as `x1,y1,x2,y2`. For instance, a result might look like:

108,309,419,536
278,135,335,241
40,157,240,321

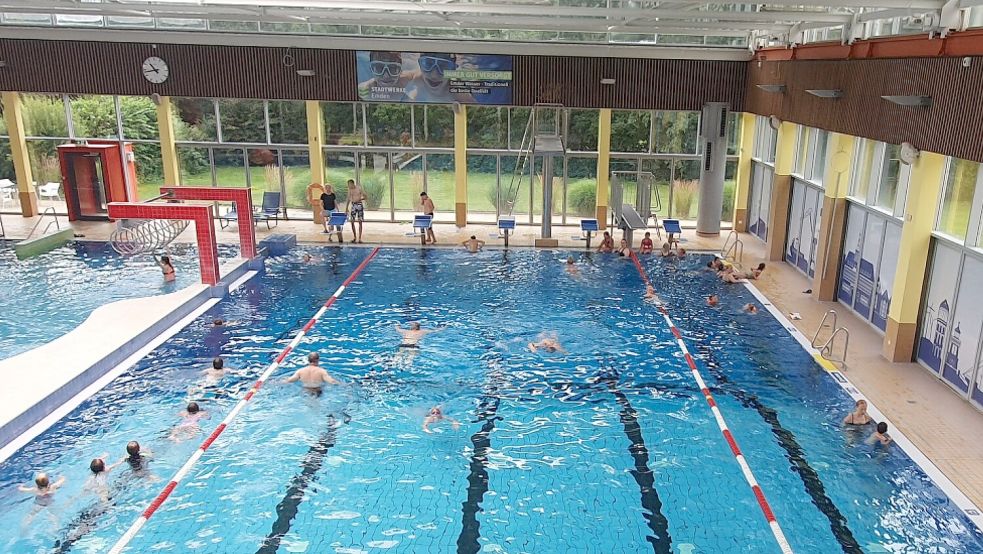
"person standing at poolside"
420,192,437,244
285,352,342,396
320,184,344,242
346,179,366,244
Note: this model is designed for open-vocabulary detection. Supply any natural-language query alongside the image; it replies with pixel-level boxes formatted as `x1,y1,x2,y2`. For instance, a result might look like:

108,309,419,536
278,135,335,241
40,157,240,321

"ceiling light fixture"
755,84,786,93
600,78,616,85
881,95,931,108
296,69,316,77
806,89,843,99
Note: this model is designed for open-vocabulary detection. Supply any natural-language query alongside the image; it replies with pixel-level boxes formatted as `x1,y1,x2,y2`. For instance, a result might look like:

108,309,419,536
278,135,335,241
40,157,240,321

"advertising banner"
356,51,513,105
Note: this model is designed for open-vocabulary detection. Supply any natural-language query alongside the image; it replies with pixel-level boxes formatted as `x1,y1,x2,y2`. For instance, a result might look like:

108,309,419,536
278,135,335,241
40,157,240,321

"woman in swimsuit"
843,399,872,425
157,255,176,283
616,239,632,257
597,232,614,253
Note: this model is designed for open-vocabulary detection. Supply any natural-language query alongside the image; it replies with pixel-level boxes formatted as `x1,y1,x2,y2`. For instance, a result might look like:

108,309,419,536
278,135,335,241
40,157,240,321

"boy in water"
86,455,122,502
528,332,565,353
462,235,485,253
170,402,210,441
423,405,460,433
867,422,893,446
18,473,66,525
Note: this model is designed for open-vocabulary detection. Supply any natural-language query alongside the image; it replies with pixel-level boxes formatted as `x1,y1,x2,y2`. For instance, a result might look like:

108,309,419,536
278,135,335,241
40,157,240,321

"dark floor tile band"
456,392,501,554
604,379,674,554
696,344,862,554
256,414,340,554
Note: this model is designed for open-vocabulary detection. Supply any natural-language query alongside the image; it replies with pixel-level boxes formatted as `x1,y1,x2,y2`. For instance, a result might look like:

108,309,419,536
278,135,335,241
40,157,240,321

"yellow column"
1,92,39,217
306,100,325,225
812,133,855,301
454,104,467,227
732,112,756,232
596,108,612,229
155,96,181,188
764,121,797,260
883,151,947,362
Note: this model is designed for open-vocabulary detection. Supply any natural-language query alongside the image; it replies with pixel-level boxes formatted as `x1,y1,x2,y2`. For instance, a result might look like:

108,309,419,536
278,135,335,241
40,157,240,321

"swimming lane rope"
628,252,794,554
107,247,381,554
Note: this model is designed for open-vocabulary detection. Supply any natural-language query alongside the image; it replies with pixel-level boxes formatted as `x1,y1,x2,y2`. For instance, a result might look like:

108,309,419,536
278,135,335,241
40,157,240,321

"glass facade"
848,138,909,218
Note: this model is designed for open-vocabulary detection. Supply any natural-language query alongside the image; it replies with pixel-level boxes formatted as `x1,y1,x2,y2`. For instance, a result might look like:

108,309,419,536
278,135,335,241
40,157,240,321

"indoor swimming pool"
0,246,981,553
0,241,238,360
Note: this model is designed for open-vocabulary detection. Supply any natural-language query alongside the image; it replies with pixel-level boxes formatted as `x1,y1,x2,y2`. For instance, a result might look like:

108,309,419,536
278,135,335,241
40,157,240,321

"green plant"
672,180,699,219
360,176,387,210
567,179,597,216
722,181,736,220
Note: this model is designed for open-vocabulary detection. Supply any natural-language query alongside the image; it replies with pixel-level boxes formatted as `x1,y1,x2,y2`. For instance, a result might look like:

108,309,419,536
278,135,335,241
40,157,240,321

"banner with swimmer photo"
356,51,513,105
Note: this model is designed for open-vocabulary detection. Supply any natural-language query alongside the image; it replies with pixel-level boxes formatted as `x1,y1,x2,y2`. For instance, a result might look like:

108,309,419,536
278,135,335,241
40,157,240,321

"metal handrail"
819,326,850,366
720,230,738,256
24,207,61,240
811,309,838,348
720,230,744,264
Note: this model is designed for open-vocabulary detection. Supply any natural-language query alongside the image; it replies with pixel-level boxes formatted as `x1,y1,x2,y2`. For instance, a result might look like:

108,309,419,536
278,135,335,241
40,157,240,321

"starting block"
573,219,599,249
406,214,433,245
663,218,682,249
327,211,348,227
494,217,516,247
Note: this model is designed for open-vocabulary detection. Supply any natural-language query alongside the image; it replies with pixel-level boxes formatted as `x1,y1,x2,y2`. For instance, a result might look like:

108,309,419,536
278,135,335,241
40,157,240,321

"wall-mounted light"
806,89,843,99
296,69,316,77
0,61,7,68
881,95,931,108
755,84,786,93
600,78,616,85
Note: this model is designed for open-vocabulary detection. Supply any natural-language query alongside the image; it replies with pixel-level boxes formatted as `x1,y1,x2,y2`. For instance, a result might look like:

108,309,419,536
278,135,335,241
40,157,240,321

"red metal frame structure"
160,187,257,259
107,202,222,285
106,187,257,286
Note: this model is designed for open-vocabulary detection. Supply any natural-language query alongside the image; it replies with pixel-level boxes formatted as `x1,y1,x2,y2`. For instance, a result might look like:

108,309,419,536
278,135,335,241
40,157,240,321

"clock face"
142,56,169,84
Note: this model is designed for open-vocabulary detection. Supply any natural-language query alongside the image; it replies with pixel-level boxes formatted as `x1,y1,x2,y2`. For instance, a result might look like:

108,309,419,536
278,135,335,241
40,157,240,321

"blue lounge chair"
253,191,282,230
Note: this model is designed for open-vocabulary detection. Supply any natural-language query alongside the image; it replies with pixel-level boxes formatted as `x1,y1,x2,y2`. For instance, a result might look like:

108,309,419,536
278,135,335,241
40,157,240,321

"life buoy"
306,183,325,205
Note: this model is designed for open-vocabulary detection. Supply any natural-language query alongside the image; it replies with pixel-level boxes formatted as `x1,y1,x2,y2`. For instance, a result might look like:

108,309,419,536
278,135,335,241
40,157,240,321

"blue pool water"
0,241,237,360
0,247,981,553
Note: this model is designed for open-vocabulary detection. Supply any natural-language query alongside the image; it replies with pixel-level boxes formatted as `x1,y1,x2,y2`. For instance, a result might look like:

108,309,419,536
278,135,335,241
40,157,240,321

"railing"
504,103,564,217
811,309,850,366
109,191,189,256
24,207,62,240
720,230,744,264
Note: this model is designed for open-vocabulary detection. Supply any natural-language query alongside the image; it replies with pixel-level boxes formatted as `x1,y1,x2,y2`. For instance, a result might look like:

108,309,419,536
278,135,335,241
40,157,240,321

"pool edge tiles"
742,281,983,533
0,256,259,454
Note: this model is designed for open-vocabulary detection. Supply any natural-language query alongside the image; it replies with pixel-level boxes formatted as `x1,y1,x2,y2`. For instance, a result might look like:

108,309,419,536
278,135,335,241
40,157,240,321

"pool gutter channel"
0,255,263,458
742,281,983,532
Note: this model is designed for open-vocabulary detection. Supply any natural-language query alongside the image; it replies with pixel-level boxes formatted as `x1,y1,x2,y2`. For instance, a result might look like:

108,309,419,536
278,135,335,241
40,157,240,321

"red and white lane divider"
630,253,793,554
108,247,381,554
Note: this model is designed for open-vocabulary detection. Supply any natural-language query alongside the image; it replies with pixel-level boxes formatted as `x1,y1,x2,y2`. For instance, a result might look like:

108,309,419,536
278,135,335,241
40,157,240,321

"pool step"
14,228,74,260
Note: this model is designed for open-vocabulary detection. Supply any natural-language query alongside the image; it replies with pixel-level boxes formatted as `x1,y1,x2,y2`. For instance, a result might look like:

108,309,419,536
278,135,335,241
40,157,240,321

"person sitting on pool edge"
597,231,614,253
462,235,485,253
285,352,342,396
866,421,892,446
843,399,872,425
616,238,632,257
639,232,654,254
528,333,565,353
423,405,460,433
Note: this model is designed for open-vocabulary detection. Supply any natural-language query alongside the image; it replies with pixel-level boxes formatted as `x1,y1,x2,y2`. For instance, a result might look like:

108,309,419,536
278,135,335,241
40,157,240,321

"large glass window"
467,107,507,149
70,95,119,139
509,108,532,150
610,110,650,153
414,105,453,148
322,102,363,146
850,139,878,203
567,109,599,152
21,94,69,138
174,98,218,142
268,100,307,145
875,143,902,211
937,158,980,241
217,99,266,143
425,153,454,221
566,156,597,219
365,103,412,146
467,154,499,218
652,111,698,154
212,147,247,186
671,159,701,220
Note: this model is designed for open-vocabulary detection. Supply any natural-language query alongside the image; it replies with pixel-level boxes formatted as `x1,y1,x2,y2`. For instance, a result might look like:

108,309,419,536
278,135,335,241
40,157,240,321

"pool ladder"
24,207,62,240
811,310,850,367
720,230,744,264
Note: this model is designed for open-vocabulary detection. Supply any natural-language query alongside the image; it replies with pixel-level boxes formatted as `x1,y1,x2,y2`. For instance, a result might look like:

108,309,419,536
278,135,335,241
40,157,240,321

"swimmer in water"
644,284,663,305
156,255,176,283
707,294,719,307
616,239,632,257
676,247,687,257
86,455,122,502
660,242,672,257
19,472,66,525
565,256,580,277
285,352,342,396
639,232,654,254
212,318,225,326
866,421,892,446
528,332,565,354
462,235,485,253
203,357,226,383
598,231,614,253
121,441,158,481
169,402,210,441
743,303,758,314
395,322,436,365
843,399,872,425
422,405,460,433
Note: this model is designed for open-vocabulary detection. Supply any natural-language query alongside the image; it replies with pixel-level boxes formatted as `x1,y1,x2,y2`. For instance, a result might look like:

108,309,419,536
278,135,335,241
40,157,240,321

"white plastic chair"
39,182,61,201
0,179,15,208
